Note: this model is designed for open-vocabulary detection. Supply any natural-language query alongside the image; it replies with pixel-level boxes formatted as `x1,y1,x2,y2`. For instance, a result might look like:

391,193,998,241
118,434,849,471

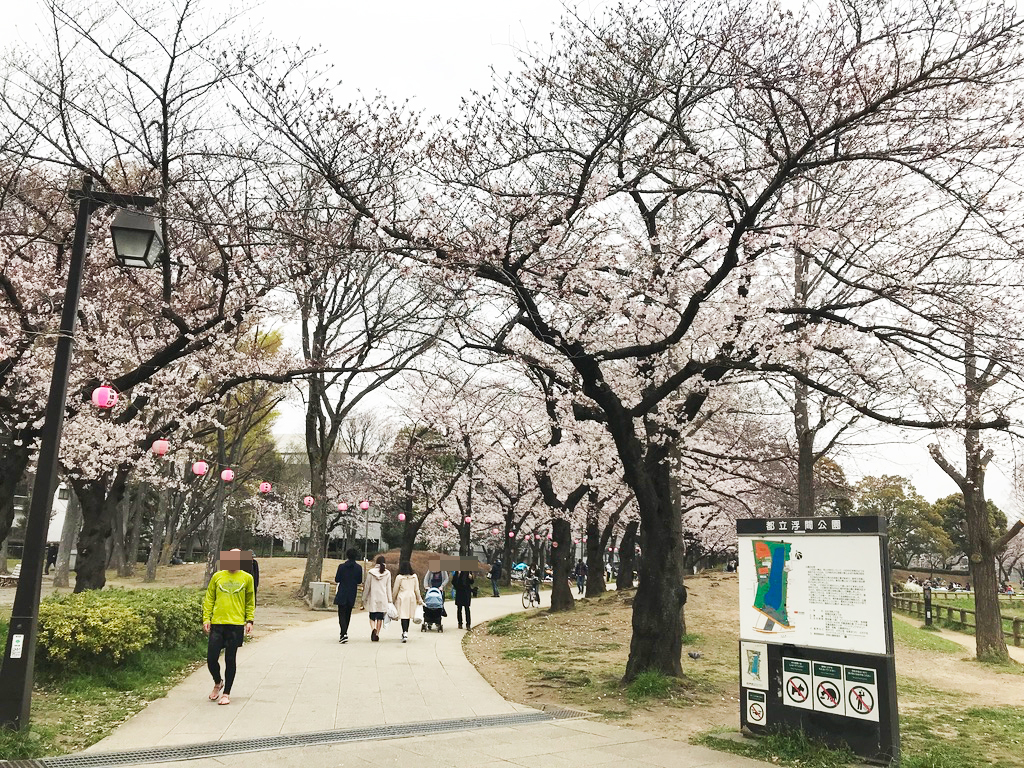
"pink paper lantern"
91,385,118,409
443,520,450,528
192,460,209,476
464,516,472,524
151,439,169,456
552,541,559,548
259,481,272,494
491,528,499,535
398,513,406,522
508,532,515,538
303,496,315,507
220,468,235,483
360,500,370,510
338,502,348,511
547,533,552,540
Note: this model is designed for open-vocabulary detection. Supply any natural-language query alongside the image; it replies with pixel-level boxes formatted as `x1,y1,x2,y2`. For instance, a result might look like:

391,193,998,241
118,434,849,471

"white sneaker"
402,632,408,643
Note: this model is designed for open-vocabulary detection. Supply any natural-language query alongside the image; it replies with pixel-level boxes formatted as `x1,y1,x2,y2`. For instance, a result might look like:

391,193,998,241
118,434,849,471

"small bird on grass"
687,651,702,660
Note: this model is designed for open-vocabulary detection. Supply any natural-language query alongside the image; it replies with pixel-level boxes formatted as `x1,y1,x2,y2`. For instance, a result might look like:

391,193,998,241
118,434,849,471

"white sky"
2,0,1019,516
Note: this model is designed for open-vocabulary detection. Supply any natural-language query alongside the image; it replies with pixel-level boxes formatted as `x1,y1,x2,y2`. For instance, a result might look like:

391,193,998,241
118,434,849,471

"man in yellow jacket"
203,550,256,705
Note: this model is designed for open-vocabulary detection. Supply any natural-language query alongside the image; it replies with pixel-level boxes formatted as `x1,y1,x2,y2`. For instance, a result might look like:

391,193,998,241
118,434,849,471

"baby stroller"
421,586,446,632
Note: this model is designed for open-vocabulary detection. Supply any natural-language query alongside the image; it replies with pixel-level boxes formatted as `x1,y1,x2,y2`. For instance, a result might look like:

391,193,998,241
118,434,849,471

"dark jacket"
453,571,475,606
490,562,502,580
334,559,363,606
240,557,260,596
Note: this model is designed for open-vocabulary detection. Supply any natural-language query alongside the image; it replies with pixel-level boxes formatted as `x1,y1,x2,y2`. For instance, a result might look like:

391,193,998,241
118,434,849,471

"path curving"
79,590,766,768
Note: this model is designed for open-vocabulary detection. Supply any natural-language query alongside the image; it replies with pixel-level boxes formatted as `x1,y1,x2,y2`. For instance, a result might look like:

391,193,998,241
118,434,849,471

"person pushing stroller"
422,559,449,632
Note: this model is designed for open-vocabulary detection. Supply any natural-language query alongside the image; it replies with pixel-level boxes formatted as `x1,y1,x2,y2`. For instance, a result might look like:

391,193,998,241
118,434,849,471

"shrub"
35,588,204,670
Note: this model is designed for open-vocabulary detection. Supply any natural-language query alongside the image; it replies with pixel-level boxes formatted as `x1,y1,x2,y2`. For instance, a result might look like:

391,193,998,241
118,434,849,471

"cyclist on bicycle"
525,564,541,605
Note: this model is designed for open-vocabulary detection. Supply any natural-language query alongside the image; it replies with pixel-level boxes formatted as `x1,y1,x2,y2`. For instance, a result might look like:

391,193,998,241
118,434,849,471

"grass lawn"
0,615,207,760
467,573,1024,768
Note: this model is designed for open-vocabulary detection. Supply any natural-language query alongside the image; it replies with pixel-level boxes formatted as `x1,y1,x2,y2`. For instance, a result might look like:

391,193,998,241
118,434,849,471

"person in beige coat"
392,560,424,643
362,555,392,642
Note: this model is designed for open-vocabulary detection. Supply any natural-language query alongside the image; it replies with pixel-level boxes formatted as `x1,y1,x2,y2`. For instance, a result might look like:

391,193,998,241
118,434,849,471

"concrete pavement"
82,590,765,767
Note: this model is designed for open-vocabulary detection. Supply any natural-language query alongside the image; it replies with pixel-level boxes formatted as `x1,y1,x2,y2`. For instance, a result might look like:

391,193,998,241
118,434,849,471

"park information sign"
736,516,899,764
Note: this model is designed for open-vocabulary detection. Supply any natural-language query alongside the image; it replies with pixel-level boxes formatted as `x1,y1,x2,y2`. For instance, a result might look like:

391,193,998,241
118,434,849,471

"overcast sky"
2,0,1019,515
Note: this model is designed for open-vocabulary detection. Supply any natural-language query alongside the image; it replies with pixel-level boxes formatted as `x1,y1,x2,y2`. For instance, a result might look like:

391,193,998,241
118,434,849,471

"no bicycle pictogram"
816,680,841,709
786,675,809,703
848,685,875,714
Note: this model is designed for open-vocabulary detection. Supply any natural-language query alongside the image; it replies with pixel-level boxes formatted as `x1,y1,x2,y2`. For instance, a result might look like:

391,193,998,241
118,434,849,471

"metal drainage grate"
0,708,590,768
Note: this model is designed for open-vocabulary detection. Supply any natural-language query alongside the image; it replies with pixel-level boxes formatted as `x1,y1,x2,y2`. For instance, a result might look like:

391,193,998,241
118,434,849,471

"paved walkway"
85,591,763,767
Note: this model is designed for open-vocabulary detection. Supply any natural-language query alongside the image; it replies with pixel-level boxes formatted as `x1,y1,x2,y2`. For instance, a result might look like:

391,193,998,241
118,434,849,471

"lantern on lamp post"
360,501,373,559
259,481,272,494
91,385,119,410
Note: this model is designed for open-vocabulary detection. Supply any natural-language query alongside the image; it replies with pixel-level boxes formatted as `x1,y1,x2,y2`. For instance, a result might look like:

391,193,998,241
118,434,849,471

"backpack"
424,587,444,609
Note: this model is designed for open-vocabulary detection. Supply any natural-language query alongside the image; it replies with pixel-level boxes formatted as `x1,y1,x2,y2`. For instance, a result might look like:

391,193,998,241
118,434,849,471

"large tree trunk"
52,488,81,588
585,521,607,597
0,540,8,575
929,325,1008,662
549,518,575,612
616,520,639,591
623,459,687,681
794,379,816,516
119,483,144,577
145,481,168,582
204,422,230,586
299,472,328,595
107,489,130,572
73,469,129,591
0,442,31,548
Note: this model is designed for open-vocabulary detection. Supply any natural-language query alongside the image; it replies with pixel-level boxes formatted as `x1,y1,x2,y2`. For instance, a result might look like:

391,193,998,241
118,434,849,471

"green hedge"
35,588,204,670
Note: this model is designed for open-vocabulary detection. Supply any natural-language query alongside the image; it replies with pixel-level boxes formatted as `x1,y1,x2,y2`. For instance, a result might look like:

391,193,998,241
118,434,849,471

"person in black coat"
232,548,260,602
334,549,363,643
489,559,502,597
453,570,475,629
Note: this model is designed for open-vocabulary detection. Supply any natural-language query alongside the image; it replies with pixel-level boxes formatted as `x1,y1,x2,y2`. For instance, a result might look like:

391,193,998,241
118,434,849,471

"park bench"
0,563,21,588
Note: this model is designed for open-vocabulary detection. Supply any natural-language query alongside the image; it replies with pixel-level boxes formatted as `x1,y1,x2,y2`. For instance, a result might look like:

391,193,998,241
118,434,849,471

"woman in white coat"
392,560,424,643
362,555,392,641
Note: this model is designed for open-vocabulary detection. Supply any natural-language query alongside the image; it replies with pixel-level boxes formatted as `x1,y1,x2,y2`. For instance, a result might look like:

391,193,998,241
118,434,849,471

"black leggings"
337,602,354,635
458,605,471,627
401,619,410,632
208,624,244,694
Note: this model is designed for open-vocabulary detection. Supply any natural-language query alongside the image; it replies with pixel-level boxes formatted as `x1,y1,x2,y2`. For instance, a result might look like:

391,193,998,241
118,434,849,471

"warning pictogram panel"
812,662,846,715
844,666,879,722
782,657,813,710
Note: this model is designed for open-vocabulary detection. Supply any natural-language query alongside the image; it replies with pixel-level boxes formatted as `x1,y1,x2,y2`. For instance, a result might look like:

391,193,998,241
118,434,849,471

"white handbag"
413,604,424,624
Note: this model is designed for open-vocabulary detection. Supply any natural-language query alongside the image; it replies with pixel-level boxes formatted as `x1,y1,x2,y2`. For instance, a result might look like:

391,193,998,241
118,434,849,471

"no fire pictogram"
816,680,841,709
848,685,875,715
786,675,809,703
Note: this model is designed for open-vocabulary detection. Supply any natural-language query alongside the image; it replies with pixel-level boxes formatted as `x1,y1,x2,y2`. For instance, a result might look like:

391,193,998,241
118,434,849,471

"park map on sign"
752,540,793,633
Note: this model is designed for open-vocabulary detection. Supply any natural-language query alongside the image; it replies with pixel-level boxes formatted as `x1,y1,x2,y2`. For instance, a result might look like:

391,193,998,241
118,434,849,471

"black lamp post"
0,175,161,731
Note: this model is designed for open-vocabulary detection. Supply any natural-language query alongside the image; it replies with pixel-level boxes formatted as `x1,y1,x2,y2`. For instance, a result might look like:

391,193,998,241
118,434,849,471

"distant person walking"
231,548,260,602
423,563,450,593
392,560,423,643
573,559,588,596
203,551,255,706
489,559,502,597
44,543,59,575
334,549,363,643
453,569,475,629
362,555,392,642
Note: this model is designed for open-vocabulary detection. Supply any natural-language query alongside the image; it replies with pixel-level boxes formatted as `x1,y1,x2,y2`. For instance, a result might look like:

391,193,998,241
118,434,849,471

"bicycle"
522,577,541,608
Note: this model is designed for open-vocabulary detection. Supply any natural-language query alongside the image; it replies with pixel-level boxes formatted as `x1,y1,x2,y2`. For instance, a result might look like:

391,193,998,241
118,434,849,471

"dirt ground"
464,572,1024,745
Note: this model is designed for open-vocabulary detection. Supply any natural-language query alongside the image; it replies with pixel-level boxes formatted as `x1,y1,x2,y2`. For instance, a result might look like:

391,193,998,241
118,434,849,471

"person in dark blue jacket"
490,559,502,597
334,549,363,643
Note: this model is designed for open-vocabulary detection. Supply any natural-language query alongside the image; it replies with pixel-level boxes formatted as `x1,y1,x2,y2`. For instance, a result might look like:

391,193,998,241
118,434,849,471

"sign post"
736,515,899,764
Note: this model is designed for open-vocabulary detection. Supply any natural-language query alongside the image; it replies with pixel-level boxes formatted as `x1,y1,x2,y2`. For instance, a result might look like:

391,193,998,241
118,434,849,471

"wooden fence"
891,592,1024,647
